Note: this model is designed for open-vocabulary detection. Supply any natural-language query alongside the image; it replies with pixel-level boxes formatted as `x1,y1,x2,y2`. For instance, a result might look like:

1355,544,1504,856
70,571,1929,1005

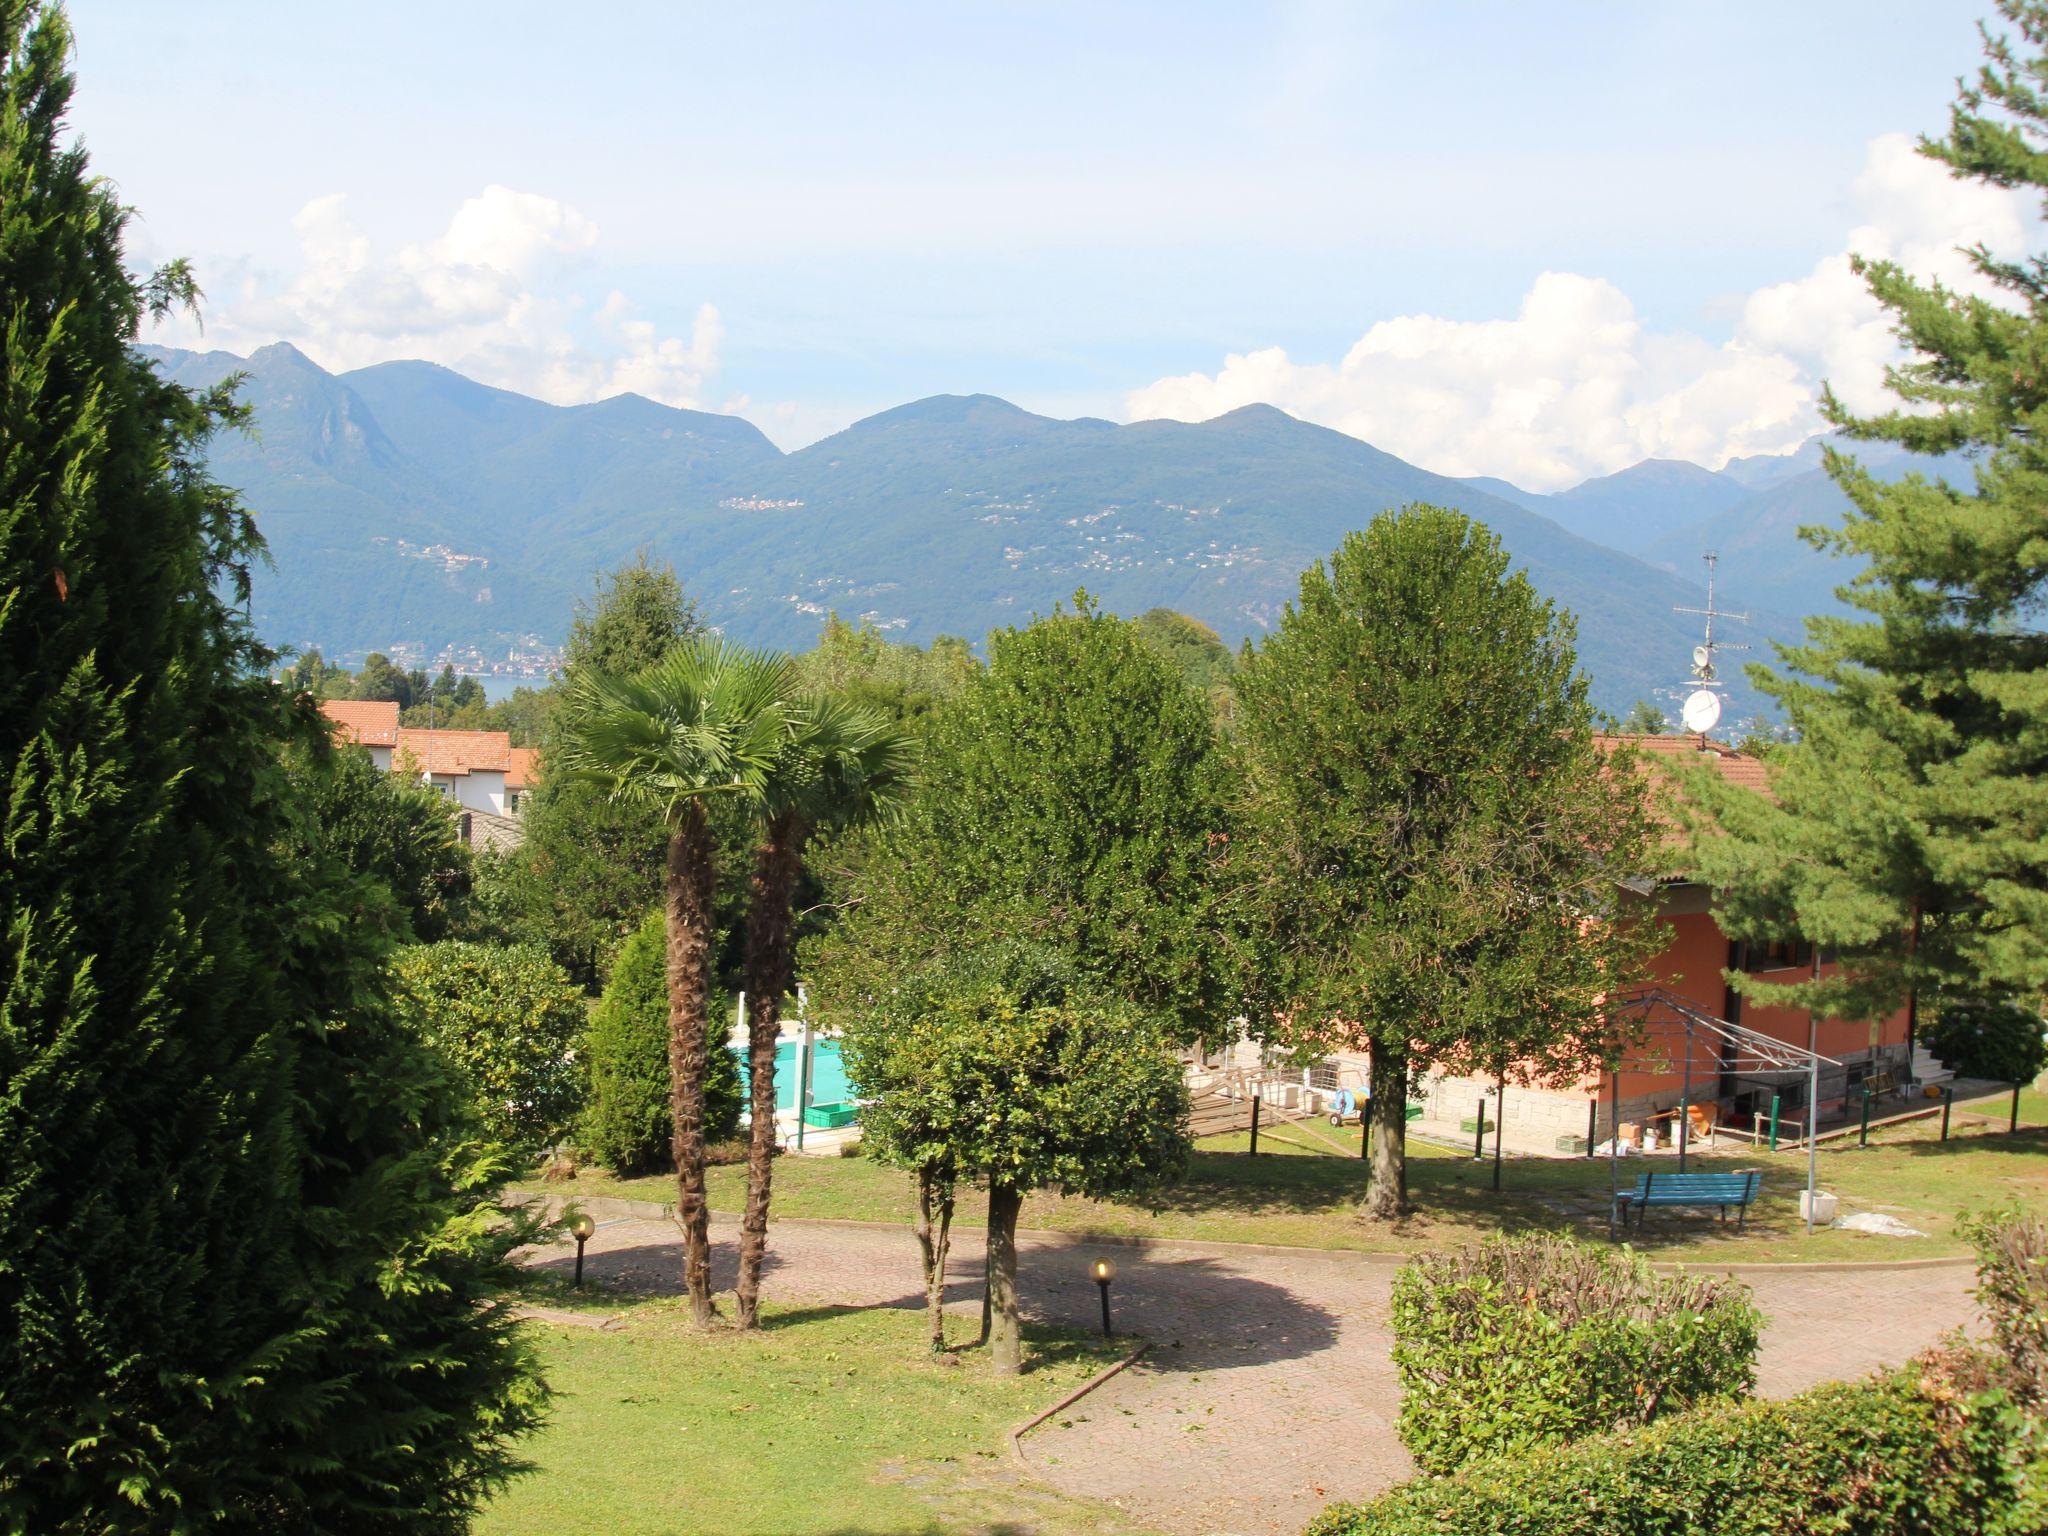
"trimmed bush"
1390,1235,1759,1473
390,940,586,1153
1305,1364,2036,1536
579,909,743,1173
1924,996,2048,1086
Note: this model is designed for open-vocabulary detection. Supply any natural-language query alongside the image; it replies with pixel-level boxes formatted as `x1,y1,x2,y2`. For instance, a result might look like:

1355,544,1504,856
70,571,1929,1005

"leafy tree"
351,649,415,707
563,549,701,677
1230,508,1661,1220
1619,698,1667,734
811,598,1228,1042
1681,4,2048,1024
580,909,743,1173
1922,996,2048,1085
0,5,542,1522
736,695,912,1328
392,941,587,1155
837,947,1188,1373
1133,607,1235,698
792,612,977,734
552,641,790,1326
280,739,469,940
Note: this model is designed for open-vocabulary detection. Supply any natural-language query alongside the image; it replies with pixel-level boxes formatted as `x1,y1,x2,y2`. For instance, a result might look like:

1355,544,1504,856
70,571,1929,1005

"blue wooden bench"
1616,1169,1764,1234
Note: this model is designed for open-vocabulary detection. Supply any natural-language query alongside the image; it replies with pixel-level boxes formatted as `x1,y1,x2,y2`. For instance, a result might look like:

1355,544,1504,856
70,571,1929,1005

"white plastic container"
1799,1190,1839,1224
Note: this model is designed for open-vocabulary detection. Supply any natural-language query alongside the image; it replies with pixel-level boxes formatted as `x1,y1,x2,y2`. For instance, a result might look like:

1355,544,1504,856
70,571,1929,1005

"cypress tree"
1682,2,2048,1023
0,4,542,1528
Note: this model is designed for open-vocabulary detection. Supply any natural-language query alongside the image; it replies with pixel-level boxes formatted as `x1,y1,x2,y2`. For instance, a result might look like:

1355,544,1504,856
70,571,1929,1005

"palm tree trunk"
665,803,718,1326
736,814,804,1330
987,1183,1024,1375
1361,1036,1410,1221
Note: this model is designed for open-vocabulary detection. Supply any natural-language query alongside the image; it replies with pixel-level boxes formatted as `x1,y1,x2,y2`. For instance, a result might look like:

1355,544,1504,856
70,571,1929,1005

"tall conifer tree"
1683,1,2048,1023
0,5,542,1527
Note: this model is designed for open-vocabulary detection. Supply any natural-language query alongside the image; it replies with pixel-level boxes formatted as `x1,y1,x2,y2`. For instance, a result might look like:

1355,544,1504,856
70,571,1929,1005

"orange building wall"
1603,895,1909,1108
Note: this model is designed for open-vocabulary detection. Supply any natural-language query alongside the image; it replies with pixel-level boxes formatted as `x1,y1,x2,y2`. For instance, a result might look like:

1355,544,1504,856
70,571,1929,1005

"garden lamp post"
570,1211,596,1290
1091,1257,1116,1337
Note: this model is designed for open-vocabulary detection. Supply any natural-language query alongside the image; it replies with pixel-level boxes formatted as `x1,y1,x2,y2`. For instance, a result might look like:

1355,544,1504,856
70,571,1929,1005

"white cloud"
148,186,724,410
1125,133,2035,490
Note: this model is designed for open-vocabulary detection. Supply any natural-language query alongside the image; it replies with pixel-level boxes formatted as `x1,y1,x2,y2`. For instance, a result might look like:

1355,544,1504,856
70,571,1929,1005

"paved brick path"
531,1215,1979,1536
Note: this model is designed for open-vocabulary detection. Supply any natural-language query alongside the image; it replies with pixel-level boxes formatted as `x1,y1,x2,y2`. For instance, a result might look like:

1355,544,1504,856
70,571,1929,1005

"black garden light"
1091,1256,1116,1337
570,1211,596,1290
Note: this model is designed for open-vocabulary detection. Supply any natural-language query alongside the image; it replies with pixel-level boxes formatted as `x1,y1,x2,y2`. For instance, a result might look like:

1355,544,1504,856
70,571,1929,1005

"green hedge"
390,939,586,1153
1389,1235,1759,1473
1306,1367,2037,1536
578,909,742,1172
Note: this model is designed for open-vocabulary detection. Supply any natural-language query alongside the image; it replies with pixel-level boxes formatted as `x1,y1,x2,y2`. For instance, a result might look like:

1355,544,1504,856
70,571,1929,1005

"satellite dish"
1681,689,1723,735
1691,644,1712,672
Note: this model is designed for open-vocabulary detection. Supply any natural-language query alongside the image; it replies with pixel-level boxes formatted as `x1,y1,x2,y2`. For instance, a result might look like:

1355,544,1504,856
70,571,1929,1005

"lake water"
465,673,552,702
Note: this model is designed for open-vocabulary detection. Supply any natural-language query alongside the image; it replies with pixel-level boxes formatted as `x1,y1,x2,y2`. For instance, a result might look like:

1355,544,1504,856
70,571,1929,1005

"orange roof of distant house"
392,728,512,777
321,698,399,747
1596,732,1772,796
507,747,540,789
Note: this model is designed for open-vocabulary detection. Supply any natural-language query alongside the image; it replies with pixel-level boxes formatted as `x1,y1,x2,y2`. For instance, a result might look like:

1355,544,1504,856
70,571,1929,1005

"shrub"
390,940,586,1153
579,909,743,1172
1963,1207,2048,1407
1306,1363,2035,1536
1924,996,2048,1085
1389,1234,1759,1473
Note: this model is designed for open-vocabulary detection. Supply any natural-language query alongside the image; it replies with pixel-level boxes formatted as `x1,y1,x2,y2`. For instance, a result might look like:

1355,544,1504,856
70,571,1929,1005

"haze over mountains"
144,341,1965,716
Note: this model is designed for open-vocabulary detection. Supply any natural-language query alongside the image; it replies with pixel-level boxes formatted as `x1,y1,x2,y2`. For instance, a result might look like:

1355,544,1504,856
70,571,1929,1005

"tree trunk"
735,815,804,1331
987,1183,1024,1375
913,1166,955,1353
665,805,719,1327
1362,1038,1410,1221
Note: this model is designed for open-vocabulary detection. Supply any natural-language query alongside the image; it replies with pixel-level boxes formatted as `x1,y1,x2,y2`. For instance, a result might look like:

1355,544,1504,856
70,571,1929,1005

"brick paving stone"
525,1216,1980,1536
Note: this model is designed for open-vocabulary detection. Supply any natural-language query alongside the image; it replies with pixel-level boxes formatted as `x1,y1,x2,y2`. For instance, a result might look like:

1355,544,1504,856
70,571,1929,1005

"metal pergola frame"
1597,987,1842,1237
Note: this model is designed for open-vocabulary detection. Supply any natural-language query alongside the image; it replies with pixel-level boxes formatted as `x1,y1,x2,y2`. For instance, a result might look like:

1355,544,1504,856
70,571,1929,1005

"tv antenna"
1673,553,1748,740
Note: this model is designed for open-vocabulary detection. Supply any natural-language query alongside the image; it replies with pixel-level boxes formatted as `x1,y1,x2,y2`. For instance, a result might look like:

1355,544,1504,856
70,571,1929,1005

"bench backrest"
1629,1169,1762,1200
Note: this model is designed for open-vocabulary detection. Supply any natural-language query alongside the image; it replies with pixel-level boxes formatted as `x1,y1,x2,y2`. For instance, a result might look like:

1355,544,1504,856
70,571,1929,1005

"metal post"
1607,1067,1620,1241
1473,1095,1487,1161
1586,1097,1598,1160
574,1236,587,1290
795,1010,813,1153
1805,1016,1819,1235
1941,1087,1953,1143
1768,1090,1781,1151
1360,1100,1370,1161
2013,1081,2024,1135
1492,1073,1506,1191
1098,1281,1112,1338
1678,1026,1692,1173
1249,1091,1260,1156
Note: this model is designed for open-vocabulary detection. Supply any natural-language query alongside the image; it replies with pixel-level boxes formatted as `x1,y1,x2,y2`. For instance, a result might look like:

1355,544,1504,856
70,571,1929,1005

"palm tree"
554,640,795,1326
734,695,914,1330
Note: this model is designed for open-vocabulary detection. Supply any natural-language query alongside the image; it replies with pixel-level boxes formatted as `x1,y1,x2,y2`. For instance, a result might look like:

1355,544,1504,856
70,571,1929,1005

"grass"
480,1290,1154,1536
531,1110,2047,1264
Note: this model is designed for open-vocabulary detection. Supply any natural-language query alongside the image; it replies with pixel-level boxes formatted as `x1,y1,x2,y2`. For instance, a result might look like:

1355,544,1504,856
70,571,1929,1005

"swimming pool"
734,1035,854,1114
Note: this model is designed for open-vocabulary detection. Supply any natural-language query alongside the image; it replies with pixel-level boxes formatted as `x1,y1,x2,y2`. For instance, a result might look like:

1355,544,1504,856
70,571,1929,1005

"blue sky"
73,1,2025,486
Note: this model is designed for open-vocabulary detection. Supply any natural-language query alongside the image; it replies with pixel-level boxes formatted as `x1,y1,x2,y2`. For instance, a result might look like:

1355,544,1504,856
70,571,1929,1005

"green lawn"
481,1292,1153,1536
534,1113,2047,1263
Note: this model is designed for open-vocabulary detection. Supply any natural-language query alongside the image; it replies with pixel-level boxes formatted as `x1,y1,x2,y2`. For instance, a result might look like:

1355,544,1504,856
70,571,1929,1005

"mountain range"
142,342,1969,717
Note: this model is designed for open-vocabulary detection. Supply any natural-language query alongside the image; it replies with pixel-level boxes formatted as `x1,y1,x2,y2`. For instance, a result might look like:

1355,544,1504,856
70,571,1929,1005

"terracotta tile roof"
1595,732,1771,795
321,699,399,747
392,728,512,777
506,746,540,790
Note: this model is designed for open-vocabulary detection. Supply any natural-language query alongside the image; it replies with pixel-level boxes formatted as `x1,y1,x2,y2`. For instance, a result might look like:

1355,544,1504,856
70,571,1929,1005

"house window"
1744,938,1815,974
506,789,521,814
